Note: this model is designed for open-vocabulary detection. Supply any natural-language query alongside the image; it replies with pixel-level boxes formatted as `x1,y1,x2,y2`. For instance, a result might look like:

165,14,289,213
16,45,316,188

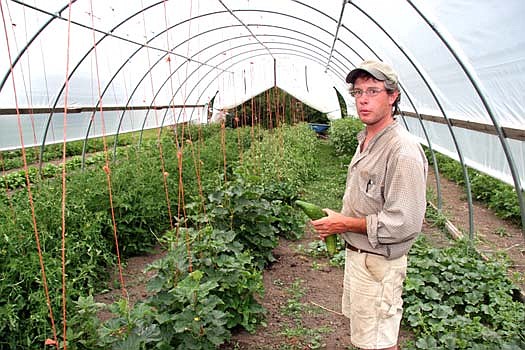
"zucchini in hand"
295,200,337,256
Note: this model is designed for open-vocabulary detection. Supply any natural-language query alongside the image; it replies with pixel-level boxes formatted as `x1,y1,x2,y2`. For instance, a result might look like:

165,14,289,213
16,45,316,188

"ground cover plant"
403,235,525,349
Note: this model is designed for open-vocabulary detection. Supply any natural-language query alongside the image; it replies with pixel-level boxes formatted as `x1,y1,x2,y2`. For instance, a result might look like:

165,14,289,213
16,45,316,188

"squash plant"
90,225,265,349
404,236,525,349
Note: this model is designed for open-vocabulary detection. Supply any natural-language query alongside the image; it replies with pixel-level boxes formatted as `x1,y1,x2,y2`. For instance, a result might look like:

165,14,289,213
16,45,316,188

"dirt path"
221,228,352,349
220,222,446,349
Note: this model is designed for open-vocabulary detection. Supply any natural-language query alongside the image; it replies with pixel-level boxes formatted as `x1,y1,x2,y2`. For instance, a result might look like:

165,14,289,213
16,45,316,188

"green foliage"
203,176,280,269
153,226,265,329
426,148,522,226
2,122,523,350
239,123,321,196
97,299,162,350
274,278,332,349
108,148,171,256
328,117,364,161
299,140,347,210
66,296,106,349
0,164,120,347
404,236,525,349
173,122,222,144
1,152,109,190
334,88,348,118
0,122,312,349
424,203,449,232
0,132,139,172
87,224,265,349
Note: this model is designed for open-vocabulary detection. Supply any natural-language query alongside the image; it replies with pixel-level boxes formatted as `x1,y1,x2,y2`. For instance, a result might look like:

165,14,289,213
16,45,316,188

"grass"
300,139,348,211
276,278,333,350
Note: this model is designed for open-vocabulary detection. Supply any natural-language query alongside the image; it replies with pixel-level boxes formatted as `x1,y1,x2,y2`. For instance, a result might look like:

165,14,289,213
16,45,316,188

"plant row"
0,122,322,349
0,132,142,172
404,233,525,349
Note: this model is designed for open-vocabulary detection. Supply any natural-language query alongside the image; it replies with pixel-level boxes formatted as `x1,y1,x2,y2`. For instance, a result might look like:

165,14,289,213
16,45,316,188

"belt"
345,242,384,257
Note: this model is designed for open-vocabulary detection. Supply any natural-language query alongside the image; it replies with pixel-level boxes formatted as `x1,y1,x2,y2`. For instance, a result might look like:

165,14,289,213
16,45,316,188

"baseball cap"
345,60,398,85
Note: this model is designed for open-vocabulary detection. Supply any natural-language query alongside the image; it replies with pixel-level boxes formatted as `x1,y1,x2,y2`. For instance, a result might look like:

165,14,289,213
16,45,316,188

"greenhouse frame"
2,0,523,235
1,0,524,348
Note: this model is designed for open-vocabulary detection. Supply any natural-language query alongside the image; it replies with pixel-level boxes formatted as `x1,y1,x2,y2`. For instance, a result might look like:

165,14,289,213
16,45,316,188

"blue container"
308,123,330,134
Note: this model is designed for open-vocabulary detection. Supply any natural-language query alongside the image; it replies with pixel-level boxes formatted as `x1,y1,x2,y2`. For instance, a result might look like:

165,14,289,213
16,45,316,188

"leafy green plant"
204,176,280,268
279,326,331,350
494,226,510,237
424,203,449,232
0,123,306,348
328,117,364,160
0,132,140,172
144,225,265,348
239,123,322,196
97,298,163,350
404,236,525,349
281,279,307,319
66,295,106,349
275,278,331,350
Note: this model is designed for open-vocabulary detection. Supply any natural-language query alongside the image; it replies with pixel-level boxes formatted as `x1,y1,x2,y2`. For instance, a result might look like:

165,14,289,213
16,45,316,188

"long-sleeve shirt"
341,120,428,259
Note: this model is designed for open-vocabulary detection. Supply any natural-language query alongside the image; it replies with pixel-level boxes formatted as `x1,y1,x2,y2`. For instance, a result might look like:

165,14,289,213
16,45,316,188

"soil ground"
95,167,525,349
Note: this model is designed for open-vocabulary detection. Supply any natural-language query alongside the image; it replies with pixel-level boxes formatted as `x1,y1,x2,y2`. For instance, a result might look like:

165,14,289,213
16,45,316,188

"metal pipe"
407,0,525,237
325,0,348,73
349,2,475,238
217,0,275,59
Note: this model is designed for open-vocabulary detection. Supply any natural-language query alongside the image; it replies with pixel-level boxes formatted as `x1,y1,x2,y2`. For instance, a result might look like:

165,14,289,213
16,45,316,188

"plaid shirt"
341,120,428,259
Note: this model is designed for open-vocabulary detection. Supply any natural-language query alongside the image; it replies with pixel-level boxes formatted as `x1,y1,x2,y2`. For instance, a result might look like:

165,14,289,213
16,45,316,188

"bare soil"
96,167,525,349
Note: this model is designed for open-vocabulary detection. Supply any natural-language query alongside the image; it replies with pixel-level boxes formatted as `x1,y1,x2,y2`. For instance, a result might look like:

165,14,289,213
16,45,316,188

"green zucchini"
295,200,338,256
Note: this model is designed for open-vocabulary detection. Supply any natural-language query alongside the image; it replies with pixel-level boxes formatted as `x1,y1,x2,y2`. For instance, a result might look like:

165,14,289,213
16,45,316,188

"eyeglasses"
349,88,386,98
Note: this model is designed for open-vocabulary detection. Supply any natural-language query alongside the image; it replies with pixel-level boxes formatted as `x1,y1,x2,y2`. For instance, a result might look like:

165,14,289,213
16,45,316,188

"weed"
495,226,510,237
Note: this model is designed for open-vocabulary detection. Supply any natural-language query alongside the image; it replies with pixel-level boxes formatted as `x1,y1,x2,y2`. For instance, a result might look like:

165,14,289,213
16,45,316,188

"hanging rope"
87,1,128,306
0,3,58,348
58,2,75,347
187,121,207,223
221,117,227,182
139,0,175,240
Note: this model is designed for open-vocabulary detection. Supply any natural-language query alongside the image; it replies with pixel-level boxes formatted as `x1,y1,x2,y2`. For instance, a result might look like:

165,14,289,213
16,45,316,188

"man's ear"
389,90,400,105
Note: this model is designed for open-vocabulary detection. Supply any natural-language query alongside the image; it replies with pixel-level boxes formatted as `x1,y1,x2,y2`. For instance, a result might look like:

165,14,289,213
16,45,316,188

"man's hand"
310,209,366,240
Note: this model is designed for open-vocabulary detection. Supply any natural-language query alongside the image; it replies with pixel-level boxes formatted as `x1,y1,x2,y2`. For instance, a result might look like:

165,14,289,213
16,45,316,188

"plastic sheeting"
1,0,524,190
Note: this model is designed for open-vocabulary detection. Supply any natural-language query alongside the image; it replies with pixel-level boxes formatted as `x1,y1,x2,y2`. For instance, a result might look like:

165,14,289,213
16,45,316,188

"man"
311,60,428,350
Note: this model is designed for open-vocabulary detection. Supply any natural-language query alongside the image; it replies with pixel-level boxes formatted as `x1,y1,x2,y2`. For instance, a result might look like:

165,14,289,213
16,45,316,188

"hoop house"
1,0,525,348
2,0,524,235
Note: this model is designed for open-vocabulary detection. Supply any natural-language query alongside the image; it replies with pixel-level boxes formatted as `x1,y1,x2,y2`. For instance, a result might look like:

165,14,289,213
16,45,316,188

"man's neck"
364,116,394,145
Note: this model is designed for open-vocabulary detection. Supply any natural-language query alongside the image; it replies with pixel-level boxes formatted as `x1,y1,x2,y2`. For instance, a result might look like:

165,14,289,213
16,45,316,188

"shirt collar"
358,120,399,150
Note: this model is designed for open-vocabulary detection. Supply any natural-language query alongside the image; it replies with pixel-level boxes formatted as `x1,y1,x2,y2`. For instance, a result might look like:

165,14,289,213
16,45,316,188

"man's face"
352,76,399,127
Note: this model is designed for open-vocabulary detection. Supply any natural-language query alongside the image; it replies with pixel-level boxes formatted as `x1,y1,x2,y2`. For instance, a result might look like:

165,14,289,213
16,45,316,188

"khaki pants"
342,249,407,349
